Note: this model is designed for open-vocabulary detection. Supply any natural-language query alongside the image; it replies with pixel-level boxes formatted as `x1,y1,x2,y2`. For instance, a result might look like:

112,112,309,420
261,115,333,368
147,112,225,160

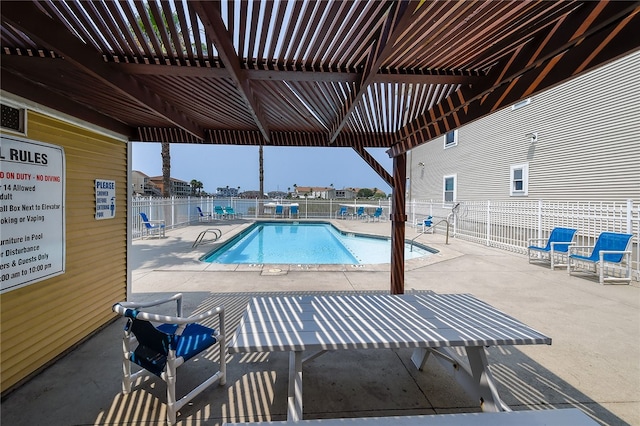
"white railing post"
486,201,491,246
627,199,633,234
537,200,543,241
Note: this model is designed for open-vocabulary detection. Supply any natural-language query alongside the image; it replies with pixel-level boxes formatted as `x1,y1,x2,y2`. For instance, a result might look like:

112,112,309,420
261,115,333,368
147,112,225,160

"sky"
132,143,394,195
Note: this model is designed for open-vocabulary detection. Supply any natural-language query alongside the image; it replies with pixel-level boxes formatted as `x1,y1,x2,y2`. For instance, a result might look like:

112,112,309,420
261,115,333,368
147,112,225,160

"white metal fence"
132,196,639,281
409,199,639,281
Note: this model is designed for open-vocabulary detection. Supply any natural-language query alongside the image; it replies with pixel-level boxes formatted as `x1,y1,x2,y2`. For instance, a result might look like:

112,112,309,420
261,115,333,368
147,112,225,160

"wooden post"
390,153,407,294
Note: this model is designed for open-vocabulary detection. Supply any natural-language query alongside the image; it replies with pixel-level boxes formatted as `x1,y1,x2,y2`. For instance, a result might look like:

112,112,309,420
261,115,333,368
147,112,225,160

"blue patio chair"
355,206,366,220
139,212,165,238
214,205,226,219
337,206,348,219
113,293,226,425
274,205,284,218
224,206,240,218
419,216,433,233
369,207,383,222
528,227,577,270
290,205,299,218
568,232,633,284
196,206,212,222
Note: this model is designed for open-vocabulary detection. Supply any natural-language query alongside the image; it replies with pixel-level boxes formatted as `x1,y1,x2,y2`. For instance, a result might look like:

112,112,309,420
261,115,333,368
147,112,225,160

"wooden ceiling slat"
133,1,166,63
104,2,144,60
148,1,177,63
309,1,346,68
119,0,155,59
2,0,638,154
292,1,322,66
161,0,186,62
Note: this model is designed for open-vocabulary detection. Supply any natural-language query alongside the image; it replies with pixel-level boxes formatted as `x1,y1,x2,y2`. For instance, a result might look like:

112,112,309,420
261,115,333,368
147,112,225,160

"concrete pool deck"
2,218,639,425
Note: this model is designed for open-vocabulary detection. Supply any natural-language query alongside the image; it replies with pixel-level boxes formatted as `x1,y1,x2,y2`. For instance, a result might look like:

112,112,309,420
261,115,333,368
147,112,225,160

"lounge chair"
355,206,366,220
224,206,240,218
196,206,213,222
528,227,577,270
139,212,165,238
369,207,383,222
418,216,433,233
112,293,226,425
337,206,348,219
290,205,299,218
274,205,284,218
568,231,633,284
214,205,226,219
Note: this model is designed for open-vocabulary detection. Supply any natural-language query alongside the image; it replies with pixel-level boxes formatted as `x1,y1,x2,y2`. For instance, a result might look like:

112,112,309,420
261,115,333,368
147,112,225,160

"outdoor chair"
224,206,240,218
274,205,284,218
139,212,165,238
355,206,366,220
369,207,383,222
417,216,433,233
528,227,577,270
112,293,226,425
196,206,213,222
290,205,299,218
214,206,226,219
568,232,633,284
337,206,348,219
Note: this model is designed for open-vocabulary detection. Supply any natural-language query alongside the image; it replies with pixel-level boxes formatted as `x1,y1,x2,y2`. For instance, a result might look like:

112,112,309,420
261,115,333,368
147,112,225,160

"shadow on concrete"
1,289,628,426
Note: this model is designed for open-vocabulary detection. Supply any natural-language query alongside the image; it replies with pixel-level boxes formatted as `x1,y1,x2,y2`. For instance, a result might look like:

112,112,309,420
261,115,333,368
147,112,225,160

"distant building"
131,170,161,196
329,188,358,199
293,186,332,198
267,190,288,199
216,186,239,197
147,176,191,197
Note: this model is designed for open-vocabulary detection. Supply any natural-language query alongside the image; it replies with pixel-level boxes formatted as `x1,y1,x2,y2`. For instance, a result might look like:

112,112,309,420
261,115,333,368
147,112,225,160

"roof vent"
1,104,25,133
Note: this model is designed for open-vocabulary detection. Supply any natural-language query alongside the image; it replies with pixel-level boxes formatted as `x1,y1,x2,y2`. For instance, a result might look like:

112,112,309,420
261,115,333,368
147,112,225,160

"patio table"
227,292,551,421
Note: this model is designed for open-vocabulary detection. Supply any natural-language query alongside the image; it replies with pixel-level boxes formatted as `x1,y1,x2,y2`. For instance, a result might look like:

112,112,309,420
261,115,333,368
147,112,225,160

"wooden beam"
1,1,205,140
329,1,419,144
389,1,640,157
192,1,271,143
389,153,407,295
351,145,393,187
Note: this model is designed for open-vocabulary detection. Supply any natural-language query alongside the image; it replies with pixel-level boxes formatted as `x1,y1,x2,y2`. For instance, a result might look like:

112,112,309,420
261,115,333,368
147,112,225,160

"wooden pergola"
2,1,639,293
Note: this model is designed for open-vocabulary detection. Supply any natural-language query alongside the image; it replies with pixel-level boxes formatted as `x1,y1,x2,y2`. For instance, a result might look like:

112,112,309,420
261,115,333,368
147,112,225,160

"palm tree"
161,142,171,197
190,179,198,195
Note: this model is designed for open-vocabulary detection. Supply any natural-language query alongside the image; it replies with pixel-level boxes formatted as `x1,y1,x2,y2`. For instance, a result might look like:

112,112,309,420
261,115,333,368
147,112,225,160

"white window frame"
443,130,458,148
510,163,529,196
443,174,457,203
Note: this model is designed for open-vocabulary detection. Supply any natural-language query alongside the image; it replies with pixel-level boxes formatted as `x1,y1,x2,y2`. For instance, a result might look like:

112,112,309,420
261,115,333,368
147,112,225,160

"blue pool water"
202,222,435,265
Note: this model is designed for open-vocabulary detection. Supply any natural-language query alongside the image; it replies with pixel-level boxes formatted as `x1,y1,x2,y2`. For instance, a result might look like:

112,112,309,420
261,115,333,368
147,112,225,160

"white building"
408,51,640,203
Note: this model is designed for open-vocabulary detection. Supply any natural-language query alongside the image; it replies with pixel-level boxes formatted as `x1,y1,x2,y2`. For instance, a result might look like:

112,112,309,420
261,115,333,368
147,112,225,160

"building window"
443,174,456,202
510,163,529,196
511,98,531,110
443,130,458,148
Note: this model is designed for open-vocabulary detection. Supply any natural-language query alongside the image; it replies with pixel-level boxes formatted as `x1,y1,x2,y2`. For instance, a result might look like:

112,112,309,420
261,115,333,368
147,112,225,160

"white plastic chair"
112,294,226,425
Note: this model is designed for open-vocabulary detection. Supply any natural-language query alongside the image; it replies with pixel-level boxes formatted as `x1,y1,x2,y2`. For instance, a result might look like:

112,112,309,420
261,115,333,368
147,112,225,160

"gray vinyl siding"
409,50,640,202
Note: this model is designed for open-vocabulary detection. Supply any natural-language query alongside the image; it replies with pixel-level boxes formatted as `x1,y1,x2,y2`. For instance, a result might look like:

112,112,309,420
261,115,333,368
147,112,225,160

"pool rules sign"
0,135,66,293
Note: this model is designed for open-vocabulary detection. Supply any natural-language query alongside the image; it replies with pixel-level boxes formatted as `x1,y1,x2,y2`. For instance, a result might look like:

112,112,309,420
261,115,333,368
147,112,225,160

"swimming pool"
202,222,435,265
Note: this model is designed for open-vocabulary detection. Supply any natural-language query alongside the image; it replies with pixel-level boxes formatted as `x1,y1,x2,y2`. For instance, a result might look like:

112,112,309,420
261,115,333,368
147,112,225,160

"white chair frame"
113,293,226,425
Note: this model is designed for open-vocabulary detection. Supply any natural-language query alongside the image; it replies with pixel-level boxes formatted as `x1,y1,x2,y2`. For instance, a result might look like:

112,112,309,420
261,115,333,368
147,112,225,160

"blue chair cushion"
157,323,217,362
570,232,633,263
528,227,576,253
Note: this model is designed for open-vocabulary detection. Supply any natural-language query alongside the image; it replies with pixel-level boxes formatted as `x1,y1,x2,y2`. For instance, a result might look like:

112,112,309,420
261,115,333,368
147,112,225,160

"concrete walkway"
2,219,638,425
